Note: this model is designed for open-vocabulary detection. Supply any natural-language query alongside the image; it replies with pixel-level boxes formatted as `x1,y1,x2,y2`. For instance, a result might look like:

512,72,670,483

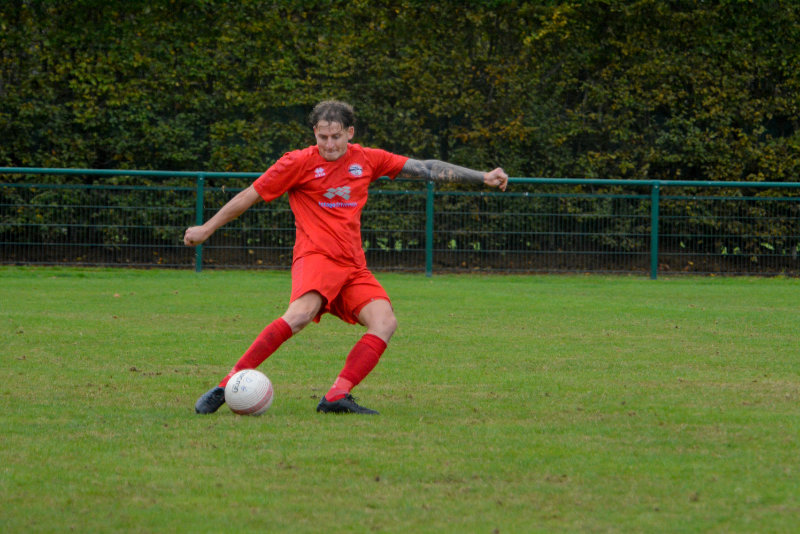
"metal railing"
2,167,800,278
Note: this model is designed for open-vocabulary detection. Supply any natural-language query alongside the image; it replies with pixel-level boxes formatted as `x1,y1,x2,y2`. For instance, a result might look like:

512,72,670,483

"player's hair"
309,100,356,129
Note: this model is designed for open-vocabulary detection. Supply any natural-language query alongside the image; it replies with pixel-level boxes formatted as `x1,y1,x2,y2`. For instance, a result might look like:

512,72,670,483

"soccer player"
186,100,508,415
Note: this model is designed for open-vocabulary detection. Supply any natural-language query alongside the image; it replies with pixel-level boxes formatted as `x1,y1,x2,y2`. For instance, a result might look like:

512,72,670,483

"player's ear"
346,126,355,140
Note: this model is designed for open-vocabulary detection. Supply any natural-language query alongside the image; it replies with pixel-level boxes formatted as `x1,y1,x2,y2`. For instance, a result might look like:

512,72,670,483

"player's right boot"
195,386,226,414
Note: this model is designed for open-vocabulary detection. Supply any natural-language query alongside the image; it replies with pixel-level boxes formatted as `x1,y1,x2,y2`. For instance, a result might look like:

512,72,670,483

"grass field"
2,267,799,533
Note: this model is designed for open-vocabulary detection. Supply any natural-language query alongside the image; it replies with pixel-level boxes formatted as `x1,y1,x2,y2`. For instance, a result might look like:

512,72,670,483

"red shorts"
290,254,391,325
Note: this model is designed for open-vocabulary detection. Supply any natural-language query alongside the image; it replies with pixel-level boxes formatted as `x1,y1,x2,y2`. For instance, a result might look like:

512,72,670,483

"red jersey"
253,144,408,267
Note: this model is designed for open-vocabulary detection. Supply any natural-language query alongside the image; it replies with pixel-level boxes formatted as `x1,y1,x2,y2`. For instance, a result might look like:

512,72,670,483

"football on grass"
224,369,274,416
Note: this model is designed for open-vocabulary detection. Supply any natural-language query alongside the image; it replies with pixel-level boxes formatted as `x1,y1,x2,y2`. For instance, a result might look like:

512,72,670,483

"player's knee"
372,310,397,340
282,294,323,333
282,310,314,333
385,312,398,337
358,299,396,340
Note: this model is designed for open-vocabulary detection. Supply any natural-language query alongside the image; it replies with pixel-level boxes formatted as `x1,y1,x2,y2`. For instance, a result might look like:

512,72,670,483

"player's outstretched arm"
398,159,508,191
183,185,262,247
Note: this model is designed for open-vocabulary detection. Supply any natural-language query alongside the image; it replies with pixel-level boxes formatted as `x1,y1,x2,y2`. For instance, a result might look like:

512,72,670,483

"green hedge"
2,0,799,182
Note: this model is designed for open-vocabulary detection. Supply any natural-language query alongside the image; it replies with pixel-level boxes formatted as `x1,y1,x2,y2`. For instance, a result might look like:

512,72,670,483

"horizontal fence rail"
2,167,800,278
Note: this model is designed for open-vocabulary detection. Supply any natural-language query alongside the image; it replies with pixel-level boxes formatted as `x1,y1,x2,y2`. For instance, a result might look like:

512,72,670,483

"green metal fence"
2,167,800,278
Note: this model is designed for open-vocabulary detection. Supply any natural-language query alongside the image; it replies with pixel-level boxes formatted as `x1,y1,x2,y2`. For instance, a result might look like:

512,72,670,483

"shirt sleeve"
252,150,304,203
362,147,409,182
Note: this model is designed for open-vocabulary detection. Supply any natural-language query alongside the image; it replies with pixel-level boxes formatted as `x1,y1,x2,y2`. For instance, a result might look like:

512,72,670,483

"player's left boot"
316,393,379,415
195,386,226,414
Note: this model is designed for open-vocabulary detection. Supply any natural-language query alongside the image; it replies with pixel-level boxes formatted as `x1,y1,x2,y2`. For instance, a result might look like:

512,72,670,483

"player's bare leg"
358,298,397,344
281,291,324,333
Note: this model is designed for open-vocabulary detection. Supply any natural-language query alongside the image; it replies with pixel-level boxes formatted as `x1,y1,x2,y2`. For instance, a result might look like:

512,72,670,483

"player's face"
314,121,354,161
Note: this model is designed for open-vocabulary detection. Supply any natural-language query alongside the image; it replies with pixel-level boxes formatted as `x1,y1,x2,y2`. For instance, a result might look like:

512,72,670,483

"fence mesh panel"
1,183,196,267
2,172,799,276
659,190,800,274
429,187,651,273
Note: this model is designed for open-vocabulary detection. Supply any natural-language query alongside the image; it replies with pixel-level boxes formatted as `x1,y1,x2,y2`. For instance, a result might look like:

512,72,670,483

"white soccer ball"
224,369,274,416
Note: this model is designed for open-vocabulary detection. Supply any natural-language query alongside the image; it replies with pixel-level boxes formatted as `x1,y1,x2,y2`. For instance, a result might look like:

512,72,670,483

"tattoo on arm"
398,159,484,185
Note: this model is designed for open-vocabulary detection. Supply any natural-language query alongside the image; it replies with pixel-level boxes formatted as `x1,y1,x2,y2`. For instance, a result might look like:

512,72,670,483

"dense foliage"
2,0,799,181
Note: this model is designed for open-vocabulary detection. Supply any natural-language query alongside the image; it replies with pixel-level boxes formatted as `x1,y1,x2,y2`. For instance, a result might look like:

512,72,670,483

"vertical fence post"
194,173,205,273
650,182,660,280
425,180,434,277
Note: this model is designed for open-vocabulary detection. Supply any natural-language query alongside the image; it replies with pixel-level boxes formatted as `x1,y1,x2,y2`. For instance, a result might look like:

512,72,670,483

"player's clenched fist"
184,226,209,247
483,168,509,191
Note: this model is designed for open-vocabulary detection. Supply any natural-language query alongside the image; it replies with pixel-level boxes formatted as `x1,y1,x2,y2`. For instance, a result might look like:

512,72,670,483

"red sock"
325,334,387,401
219,318,293,387
324,376,354,402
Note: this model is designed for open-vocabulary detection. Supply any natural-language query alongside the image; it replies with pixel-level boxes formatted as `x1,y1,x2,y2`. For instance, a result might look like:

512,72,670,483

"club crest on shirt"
314,167,326,179
348,164,363,177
